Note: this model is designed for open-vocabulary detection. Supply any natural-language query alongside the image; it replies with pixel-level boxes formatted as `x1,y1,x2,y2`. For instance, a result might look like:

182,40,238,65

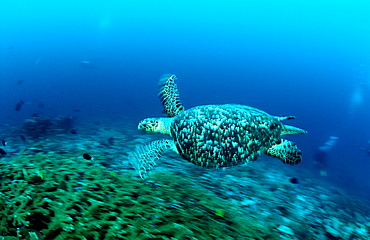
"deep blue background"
1,0,370,199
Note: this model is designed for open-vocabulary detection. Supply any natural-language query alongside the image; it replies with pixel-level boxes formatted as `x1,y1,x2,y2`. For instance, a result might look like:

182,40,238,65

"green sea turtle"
129,74,307,178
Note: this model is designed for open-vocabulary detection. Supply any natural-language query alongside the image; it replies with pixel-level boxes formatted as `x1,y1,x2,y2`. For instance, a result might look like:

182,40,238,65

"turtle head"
138,118,171,135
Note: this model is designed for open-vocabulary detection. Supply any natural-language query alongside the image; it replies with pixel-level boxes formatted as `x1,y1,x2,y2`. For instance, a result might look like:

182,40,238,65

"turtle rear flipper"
266,139,302,164
158,74,185,117
128,139,176,178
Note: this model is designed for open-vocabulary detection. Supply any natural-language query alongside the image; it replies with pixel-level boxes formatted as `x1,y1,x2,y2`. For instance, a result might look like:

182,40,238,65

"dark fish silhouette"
16,80,24,85
1,140,6,147
20,135,27,143
0,148,6,155
83,153,93,160
289,178,299,184
73,109,81,112
15,100,25,111
70,128,78,134
107,137,115,146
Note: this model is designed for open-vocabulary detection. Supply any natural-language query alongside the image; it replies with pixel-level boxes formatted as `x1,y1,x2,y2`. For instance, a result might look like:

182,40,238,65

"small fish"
73,109,81,112
16,80,23,85
80,61,98,69
83,153,94,161
0,148,7,155
70,128,78,134
20,135,27,143
15,100,25,112
289,177,299,184
1,140,6,147
107,137,115,146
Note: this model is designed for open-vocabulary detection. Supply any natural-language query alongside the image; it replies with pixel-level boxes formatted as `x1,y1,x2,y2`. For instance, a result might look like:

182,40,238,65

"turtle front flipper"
158,74,185,117
266,139,302,165
128,139,177,178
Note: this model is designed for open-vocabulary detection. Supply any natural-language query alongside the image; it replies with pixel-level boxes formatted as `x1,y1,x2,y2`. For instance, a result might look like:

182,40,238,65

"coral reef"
0,149,275,239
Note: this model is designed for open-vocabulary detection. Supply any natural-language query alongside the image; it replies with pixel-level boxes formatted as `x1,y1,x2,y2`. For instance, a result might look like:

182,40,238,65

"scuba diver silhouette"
313,136,338,176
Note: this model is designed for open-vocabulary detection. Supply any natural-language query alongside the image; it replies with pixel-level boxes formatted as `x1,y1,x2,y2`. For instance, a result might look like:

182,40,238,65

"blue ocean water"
1,0,370,202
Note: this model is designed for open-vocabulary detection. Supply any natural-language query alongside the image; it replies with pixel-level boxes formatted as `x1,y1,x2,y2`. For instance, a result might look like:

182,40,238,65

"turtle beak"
138,121,147,131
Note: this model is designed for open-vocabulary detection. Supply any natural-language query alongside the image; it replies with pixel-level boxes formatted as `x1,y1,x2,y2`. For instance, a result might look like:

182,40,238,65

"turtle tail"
158,74,185,117
128,139,175,178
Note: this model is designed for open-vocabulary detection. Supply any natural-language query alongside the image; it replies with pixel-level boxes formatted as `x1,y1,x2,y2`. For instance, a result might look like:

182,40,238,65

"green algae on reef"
0,151,278,240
